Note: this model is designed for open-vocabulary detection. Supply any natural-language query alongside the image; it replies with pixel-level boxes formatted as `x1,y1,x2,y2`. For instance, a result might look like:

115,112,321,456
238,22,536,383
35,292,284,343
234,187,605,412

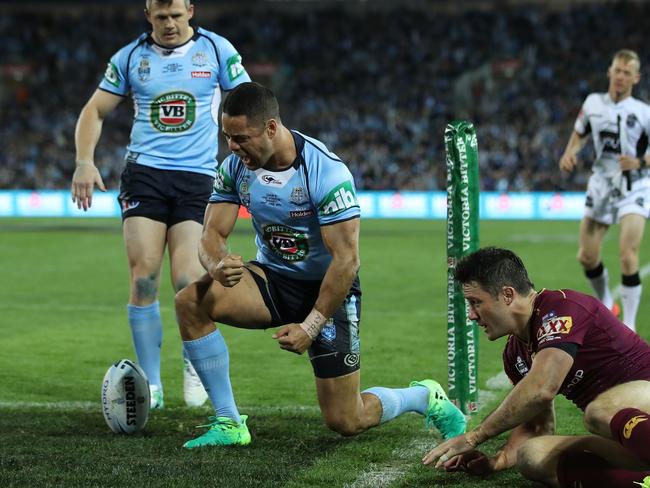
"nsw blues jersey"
98,27,250,177
209,131,361,280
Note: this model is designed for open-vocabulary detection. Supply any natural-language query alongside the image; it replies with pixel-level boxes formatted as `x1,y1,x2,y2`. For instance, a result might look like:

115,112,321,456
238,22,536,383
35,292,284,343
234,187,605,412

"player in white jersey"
70,0,250,409
174,82,467,448
559,49,650,331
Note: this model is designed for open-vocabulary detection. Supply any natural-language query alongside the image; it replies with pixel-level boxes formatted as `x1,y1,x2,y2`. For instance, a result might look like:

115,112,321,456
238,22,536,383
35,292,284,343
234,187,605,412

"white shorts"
584,172,650,225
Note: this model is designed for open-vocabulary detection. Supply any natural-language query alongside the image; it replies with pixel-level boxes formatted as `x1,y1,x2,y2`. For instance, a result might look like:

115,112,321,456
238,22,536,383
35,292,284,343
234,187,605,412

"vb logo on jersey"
536,315,574,343
104,62,120,88
263,224,309,261
318,181,359,216
150,91,196,132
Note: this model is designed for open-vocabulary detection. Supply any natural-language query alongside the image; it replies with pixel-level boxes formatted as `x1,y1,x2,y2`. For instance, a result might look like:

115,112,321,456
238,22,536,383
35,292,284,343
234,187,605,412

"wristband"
640,157,647,169
466,426,487,448
299,309,327,340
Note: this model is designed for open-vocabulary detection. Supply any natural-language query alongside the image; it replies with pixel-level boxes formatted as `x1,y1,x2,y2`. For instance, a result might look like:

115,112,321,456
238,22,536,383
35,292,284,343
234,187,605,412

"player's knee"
583,401,611,436
516,438,556,485
323,415,363,437
133,275,158,303
577,250,597,270
174,286,199,329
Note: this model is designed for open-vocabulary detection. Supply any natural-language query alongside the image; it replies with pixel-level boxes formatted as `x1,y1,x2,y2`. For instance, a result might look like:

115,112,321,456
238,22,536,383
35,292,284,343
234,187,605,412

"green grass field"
0,218,647,487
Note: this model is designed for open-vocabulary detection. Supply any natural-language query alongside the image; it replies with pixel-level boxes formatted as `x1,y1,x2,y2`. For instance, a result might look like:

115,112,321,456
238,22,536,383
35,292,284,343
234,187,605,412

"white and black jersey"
575,93,650,181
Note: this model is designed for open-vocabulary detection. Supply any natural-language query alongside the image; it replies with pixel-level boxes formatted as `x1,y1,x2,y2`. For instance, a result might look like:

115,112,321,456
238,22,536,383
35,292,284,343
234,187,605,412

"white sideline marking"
612,262,650,299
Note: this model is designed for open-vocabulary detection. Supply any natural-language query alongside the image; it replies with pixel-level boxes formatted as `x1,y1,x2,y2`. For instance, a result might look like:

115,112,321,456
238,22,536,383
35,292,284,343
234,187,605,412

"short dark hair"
222,82,280,128
454,247,534,298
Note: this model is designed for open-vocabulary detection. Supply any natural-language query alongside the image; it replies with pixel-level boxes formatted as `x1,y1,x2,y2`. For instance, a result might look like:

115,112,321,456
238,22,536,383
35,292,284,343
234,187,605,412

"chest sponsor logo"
226,53,246,82
192,71,211,78
259,174,283,186
627,113,638,128
239,179,250,207
563,369,584,393
599,130,621,154
192,51,208,67
290,209,314,218
262,193,282,207
318,181,358,216
536,315,573,342
150,91,196,132
104,62,120,87
263,224,309,261
137,58,150,83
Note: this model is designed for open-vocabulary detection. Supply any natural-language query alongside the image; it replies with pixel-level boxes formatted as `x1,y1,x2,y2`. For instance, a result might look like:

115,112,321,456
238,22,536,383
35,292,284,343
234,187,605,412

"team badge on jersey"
627,113,638,128
104,62,120,88
192,51,208,67
290,187,309,205
137,58,151,83
239,179,250,207
150,91,196,132
263,224,309,261
318,181,358,216
515,356,529,376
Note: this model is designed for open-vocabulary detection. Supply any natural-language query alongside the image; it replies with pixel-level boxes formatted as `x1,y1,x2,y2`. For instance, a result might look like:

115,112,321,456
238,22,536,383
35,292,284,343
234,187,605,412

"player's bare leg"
123,217,167,408
618,214,646,329
578,217,613,308
168,220,209,406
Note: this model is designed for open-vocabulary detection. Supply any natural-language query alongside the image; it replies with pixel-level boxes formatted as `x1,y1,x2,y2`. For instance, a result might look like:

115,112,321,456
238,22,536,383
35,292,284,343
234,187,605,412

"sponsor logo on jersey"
536,315,573,342
318,181,358,216
263,224,309,261
290,186,309,205
137,58,150,83
226,54,246,82
192,51,208,66
627,113,638,128
563,369,584,393
121,200,140,213
515,356,529,376
260,174,283,186
289,209,315,218
213,167,234,193
599,130,621,154
104,62,120,87
162,63,183,74
150,91,196,132
262,193,282,207
239,179,250,207
191,71,211,78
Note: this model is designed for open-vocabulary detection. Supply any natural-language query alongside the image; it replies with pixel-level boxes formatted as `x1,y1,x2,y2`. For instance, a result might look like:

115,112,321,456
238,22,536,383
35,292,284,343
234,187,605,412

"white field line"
612,262,650,299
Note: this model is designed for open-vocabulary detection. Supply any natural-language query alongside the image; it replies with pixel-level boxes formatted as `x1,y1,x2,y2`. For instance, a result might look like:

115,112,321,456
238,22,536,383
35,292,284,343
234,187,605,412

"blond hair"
613,49,641,71
145,0,190,9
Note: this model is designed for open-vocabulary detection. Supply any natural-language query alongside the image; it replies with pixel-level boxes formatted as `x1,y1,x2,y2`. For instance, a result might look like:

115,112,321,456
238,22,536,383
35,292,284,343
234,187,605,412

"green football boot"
634,476,650,488
410,379,467,439
183,415,251,449
149,385,164,410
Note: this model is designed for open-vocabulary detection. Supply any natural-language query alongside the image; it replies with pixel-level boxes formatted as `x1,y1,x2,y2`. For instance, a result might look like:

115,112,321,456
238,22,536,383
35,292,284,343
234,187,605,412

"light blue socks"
128,301,163,389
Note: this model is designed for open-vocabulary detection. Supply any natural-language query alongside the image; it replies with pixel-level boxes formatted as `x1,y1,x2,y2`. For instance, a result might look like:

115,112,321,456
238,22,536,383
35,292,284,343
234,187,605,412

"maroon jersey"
503,289,650,410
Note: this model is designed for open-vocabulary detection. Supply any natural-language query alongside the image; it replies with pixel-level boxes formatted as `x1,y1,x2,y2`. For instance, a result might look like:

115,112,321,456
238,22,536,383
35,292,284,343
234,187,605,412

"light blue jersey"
209,131,360,280
99,27,250,177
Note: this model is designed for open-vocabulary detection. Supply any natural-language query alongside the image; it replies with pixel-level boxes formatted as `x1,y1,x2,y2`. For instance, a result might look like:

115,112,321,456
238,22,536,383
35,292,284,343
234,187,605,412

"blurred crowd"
2,2,650,192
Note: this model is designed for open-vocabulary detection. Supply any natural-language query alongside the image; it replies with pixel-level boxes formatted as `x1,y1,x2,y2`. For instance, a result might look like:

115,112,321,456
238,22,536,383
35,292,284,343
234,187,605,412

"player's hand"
71,162,106,211
212,254,245,286
441,450,495,475
272,323,312,355
559,153,577,173
619,154,641,171
422,433,475,469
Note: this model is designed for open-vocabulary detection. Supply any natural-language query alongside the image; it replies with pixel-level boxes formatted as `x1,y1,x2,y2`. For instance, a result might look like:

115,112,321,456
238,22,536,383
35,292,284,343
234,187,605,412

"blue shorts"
247,262,362,379
118,162,214,227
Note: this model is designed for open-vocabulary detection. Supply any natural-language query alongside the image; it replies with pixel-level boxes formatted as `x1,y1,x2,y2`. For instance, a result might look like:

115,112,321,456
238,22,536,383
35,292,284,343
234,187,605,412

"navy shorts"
247,262,362,379
118,163,214,226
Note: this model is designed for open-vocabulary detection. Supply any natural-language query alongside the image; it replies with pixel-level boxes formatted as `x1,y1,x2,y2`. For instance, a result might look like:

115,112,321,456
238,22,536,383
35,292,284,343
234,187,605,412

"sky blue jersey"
209,131,361,280
98,27,250,177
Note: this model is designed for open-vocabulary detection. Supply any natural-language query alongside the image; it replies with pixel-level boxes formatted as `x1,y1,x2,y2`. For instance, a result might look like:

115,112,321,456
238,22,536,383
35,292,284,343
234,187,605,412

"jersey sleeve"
574,95,592,137
213,35,251,90
209,156,241,205
502,338,525,386
98,46,131,96
312,161,361,226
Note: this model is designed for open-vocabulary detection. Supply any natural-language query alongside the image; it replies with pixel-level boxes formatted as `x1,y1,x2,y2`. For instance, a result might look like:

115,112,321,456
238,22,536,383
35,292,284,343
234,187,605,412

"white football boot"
183,357,208,407
149,384,164,410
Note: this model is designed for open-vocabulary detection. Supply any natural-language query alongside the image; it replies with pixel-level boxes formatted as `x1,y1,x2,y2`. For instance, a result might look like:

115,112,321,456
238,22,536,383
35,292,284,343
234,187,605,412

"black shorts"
118,163,214,227
248,262,362,379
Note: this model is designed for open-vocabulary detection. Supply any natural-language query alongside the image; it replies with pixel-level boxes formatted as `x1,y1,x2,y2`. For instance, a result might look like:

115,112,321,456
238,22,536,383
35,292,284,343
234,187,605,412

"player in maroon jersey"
423,247,650,487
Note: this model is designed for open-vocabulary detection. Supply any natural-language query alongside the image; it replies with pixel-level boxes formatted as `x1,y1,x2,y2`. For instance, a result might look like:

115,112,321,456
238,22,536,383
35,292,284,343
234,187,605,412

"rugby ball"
101,359,150,434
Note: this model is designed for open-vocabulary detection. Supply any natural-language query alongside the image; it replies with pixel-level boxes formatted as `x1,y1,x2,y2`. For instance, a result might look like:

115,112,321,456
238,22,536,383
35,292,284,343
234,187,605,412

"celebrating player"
71,0,250,408
174,81,466,448
559,49,650,331
423,247,650,487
